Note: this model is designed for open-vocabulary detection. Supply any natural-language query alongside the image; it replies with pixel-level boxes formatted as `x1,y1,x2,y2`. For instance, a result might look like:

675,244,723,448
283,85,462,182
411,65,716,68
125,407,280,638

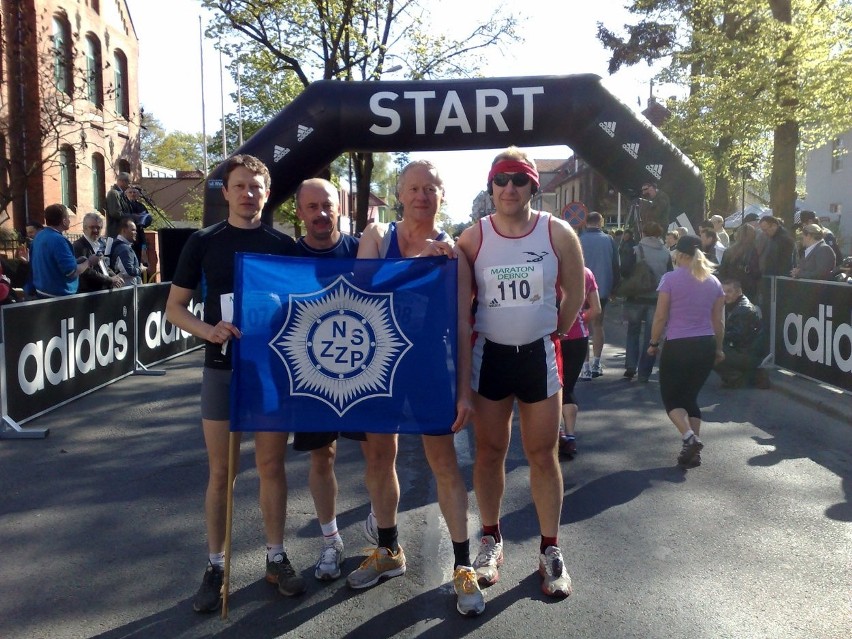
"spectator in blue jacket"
32,204,100,297
579,211,620,379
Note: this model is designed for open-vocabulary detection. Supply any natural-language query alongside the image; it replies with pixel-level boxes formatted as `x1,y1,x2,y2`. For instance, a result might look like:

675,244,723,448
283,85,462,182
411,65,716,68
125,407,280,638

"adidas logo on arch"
599,121,617,137
622,143,639,158
273,146,290,162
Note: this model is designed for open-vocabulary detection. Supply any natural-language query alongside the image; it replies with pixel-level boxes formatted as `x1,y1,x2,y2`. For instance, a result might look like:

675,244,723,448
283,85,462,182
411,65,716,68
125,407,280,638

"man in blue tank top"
347,160,483,617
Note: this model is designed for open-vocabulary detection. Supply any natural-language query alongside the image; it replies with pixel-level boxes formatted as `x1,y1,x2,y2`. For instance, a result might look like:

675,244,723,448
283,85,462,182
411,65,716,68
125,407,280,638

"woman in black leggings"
558,267,601,458
647,235,725,468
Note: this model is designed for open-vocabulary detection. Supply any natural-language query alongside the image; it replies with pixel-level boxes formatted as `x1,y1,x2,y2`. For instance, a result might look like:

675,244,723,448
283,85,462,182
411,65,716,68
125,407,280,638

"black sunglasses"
492,172,531,188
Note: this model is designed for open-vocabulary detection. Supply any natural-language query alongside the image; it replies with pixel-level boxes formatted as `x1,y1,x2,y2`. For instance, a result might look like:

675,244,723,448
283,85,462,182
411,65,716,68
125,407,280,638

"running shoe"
684,451,702,468
559,434,577,459
677,434,704,467
363,512,379,546
472,535,504,587
315,540,344,581
623,368,636,379
266,552,307,596
579,367,593,382
346,546,406,589
590,361,604,377
538,546,573,598
453,566,485,617
192,562,223,613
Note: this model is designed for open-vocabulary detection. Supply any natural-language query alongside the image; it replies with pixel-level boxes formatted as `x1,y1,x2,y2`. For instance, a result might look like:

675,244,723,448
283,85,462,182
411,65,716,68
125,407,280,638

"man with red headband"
456,147,585,599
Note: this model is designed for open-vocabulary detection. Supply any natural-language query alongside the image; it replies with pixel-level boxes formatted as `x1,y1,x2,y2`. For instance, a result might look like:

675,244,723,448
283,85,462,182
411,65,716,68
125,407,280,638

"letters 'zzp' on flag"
231,254,458,435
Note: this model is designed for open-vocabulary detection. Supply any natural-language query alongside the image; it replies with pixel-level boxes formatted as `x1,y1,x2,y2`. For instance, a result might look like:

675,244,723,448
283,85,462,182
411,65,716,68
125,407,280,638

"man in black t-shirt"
166,155,302,613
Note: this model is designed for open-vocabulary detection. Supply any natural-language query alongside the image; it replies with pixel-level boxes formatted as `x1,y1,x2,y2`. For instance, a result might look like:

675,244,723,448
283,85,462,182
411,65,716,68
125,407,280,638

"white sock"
582,362,590,371
321,519,342,545
208,551,225,569
266,544,285,561
593,357,601,366
682,430,695,441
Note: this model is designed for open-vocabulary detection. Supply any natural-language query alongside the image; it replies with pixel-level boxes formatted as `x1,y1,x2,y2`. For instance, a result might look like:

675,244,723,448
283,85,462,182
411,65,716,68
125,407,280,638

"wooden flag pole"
221,432,240,619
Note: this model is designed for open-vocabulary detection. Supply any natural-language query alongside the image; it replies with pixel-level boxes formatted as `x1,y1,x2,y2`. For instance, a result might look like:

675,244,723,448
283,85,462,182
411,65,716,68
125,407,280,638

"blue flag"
231,254,458,434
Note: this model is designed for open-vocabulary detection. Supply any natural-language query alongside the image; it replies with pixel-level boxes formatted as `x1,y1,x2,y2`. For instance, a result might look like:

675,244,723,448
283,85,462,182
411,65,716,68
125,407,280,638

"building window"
831,138,846,173
86,35,103,108
117,158,131,174
59,145,77,211
92,153,106,211
52,16,73,96
113,50,129,118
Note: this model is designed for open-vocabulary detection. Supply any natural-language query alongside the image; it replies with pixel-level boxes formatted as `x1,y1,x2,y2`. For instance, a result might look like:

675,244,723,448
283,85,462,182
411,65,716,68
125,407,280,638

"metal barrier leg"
134,360,166,376
1,415,49,439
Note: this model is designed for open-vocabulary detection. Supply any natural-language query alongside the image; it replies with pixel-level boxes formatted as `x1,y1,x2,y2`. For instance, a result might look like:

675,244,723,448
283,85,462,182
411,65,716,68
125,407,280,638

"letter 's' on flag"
230,254,458,434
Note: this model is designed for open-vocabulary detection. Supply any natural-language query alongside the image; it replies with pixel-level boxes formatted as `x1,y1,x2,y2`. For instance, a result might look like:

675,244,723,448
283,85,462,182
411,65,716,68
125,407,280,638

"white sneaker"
579,367,593,381
453,566,485,616
314,540,344,581
472,535,504,586
539,546,572,598
590,361,604,377
363,512,379,546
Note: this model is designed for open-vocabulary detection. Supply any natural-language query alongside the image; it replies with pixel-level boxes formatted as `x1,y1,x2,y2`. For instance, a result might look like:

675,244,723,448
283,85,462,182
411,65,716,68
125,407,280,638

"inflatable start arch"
202,74,704,227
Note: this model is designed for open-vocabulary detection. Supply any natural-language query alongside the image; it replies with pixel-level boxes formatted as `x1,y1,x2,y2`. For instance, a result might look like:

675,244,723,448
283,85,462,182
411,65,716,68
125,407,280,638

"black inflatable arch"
202,74,704,227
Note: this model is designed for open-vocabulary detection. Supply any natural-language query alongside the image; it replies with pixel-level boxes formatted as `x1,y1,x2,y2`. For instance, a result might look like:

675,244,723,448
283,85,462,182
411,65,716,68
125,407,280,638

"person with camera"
638,181,671,230
72,212,124,292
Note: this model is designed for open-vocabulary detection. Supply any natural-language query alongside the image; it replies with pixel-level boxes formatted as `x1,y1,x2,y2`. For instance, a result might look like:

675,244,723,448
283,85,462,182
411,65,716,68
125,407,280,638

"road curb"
766,367,851,423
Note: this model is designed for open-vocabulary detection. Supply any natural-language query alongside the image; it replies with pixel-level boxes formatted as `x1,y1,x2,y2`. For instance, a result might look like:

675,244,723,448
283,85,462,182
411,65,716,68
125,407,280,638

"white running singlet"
472,212,560,345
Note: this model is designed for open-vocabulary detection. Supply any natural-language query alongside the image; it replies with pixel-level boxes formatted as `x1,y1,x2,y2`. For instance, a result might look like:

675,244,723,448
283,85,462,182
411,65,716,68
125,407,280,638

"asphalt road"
1,306,850,639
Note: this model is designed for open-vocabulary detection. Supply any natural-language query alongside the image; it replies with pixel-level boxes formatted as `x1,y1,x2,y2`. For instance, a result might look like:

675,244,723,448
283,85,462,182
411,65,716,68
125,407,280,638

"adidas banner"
136,283,204,367
774,277,852,392
230,254,459,434
1,289,136,424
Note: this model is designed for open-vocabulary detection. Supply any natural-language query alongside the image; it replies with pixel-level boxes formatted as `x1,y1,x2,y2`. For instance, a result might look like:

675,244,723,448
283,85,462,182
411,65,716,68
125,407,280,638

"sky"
126,0,675,222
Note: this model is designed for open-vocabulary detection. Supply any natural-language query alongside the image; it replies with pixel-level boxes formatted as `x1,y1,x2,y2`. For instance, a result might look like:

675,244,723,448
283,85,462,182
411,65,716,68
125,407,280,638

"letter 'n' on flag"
230,254,459,435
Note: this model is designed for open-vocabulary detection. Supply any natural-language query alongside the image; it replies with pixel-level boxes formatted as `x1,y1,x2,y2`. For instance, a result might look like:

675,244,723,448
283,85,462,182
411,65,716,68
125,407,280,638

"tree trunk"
710,173,736,217
769,120,799,226
768,0,798,227
709,135,736,216
353,151,374,233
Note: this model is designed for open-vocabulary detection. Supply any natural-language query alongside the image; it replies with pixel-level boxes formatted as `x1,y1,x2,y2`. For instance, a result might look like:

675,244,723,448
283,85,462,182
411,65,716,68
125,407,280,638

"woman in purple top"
647,235,725,468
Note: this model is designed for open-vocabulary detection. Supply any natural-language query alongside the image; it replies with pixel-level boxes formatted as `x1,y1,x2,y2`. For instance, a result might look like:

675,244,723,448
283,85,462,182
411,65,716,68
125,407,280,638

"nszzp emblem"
270,277,412,416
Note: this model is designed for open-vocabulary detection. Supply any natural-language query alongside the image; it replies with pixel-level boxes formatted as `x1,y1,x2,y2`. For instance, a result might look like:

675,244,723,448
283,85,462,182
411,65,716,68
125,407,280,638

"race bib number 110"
481,264,544,308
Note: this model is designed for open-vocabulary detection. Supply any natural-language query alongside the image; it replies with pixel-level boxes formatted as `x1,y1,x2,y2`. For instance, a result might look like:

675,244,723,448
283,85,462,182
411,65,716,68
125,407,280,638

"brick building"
1,0,140,234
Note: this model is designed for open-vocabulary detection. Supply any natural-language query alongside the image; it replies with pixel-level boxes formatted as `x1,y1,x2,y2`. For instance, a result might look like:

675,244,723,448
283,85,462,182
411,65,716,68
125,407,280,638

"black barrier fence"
773,277,852,392
1,277,848,437
136,283,204,367
1,283,203,436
